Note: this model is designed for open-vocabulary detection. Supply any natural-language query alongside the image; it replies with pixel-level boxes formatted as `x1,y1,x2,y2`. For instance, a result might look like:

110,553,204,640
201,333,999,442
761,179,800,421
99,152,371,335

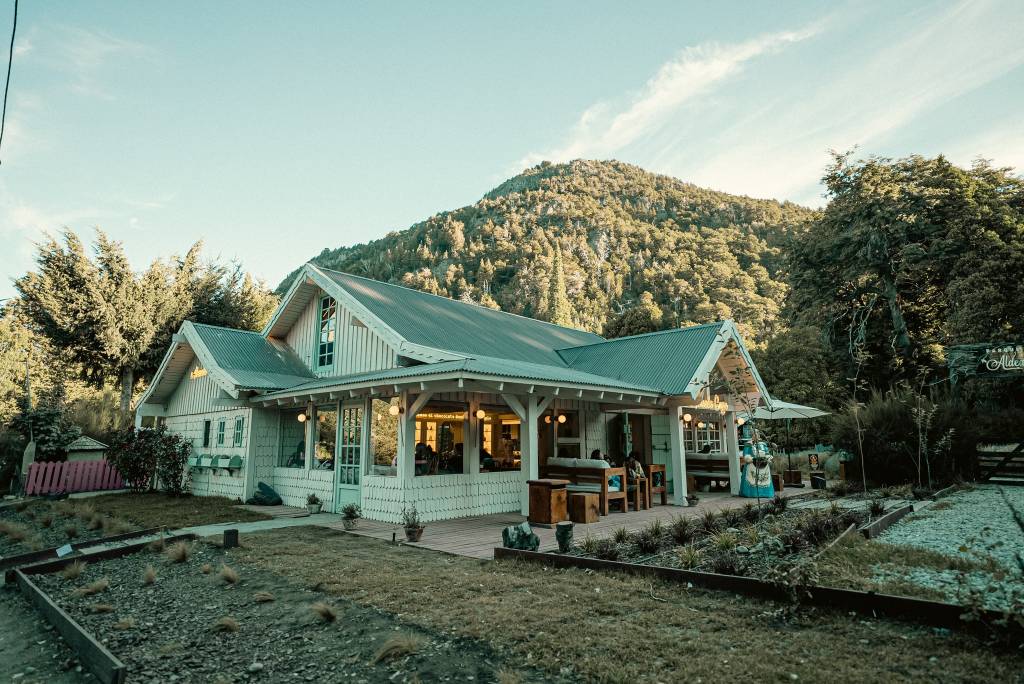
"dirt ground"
235,526,1024,683
31,539,545,683
85,492,271,529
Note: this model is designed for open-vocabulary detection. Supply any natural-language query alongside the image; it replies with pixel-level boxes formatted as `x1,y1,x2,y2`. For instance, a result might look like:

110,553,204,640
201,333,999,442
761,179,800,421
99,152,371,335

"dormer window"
317,295,337,368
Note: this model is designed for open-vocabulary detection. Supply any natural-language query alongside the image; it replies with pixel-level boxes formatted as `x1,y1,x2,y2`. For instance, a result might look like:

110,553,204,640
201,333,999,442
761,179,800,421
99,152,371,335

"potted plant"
340,503,362,530
686,493,700,507
306,493,323,514
402,503,424,542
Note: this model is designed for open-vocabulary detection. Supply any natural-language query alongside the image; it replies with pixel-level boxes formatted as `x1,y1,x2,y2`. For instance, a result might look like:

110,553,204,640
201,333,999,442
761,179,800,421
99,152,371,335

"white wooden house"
136,264,774,522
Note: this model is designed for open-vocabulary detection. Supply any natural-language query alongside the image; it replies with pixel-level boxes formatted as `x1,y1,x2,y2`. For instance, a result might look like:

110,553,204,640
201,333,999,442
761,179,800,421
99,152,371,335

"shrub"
676,545,702,569
577,534,598,554
769,495,789,515
107,426,192,494
594,538,619,561
711,531,739,552
710,553,742,576
634,528,661,555
612,527,629,544
340,503,361,520
699,509,719,534
721,508,745,528
869,499,886,517
669,516,696,545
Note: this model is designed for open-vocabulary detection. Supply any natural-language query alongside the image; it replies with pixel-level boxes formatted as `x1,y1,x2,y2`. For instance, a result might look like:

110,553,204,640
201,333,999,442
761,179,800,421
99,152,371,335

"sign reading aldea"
982,344,1024,373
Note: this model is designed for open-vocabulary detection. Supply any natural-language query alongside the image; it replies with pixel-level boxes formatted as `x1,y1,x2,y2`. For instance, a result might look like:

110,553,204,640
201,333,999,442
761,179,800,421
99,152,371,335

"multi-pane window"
217,419,226,446
233,416,244,447
314,405,337,470
279,409,306,468
317,296,337,368
684,419,723,454
337,406,362,485
202,420,211,448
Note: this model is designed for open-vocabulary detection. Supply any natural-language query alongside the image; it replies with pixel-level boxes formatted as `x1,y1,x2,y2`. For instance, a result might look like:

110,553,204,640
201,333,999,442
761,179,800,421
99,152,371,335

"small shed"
65,436,109,462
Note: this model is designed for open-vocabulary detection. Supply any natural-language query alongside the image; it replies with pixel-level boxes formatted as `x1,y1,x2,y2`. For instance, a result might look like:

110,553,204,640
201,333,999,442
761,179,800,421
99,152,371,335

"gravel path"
878,485,1024,571
0,585,86,683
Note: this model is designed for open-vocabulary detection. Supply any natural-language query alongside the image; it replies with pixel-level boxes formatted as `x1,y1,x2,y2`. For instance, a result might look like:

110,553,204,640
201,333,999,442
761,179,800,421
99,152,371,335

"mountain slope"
278,160,818,346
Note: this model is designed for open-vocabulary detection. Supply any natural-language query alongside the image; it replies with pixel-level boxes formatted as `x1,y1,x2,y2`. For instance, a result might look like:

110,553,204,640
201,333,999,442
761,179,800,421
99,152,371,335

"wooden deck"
320,489,805,559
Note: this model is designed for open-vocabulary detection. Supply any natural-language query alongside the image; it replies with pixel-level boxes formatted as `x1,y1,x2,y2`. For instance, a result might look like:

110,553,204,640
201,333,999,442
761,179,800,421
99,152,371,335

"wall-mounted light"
544,415,552,424
388,404,402,416
297,413,307,423
736,417,746,426
697,421,706,429
682,413,692,423
475,409,486,420
557,414,567,424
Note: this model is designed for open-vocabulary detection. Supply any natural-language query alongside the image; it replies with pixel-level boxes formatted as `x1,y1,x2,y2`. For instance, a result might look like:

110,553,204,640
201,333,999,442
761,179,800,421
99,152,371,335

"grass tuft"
669,515,696,545
373,634,425,663
40,514,54,528
72,578,110,597
495,668,524,684
61,561,87,580
699,508,719,534
212,616,240,633
676,544,702,569
64,524,79,539
88,603,115,613
149,536,166,552
310,601,337,622
113,617,136,630
87,513,105,531
253,591,275,603
165,541,193,563
219,564,239,584
577,533,598,554
612,526,630,544
142,564,157,585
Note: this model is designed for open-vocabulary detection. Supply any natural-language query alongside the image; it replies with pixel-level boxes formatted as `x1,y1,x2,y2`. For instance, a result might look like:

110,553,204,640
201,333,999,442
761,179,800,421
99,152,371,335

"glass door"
334,404,363,510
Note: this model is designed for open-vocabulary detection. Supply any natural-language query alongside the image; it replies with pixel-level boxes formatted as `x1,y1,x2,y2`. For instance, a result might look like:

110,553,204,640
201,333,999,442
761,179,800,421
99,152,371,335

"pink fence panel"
25,460,125,496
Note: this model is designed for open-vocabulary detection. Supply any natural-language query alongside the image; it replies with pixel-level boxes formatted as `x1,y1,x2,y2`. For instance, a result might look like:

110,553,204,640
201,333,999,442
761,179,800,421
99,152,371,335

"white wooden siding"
361,471,522,524
163,408,252,501
165,358,221,416
283,288,398,377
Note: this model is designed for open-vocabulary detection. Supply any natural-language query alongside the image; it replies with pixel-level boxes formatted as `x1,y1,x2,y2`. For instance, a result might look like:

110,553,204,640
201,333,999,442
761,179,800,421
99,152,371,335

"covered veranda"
253,355,757,523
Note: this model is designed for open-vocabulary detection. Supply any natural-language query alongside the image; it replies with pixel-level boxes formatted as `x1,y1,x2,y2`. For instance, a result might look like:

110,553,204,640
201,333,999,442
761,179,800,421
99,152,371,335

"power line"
0,0,17,165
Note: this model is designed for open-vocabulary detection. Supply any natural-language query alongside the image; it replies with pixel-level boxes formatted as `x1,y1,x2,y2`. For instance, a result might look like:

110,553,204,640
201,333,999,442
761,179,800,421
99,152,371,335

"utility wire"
0,0,17,164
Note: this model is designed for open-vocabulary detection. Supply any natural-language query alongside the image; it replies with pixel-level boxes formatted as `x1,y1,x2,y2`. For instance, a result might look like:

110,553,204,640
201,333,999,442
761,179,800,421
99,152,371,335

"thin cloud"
520,24,821,168
55,26,151,98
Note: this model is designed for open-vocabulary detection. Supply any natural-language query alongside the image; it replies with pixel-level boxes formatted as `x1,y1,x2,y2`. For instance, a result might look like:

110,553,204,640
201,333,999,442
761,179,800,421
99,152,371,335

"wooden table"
569,492,599,523
528,479,570,526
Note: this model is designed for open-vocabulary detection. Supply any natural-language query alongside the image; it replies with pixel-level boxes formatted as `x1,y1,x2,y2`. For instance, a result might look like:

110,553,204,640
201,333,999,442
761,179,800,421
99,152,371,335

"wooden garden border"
858,503,914,539
931,484,958,500
11,532,197,684
14,569,127,684
493,547,1022,638
1,526,163,579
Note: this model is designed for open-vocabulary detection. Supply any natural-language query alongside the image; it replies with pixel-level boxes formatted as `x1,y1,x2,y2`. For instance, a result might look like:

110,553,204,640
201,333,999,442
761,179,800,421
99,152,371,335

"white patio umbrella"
752,400,830,421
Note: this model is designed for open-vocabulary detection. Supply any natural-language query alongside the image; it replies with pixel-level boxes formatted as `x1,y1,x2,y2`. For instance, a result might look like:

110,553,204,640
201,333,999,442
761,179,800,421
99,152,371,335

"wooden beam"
501,394,527,422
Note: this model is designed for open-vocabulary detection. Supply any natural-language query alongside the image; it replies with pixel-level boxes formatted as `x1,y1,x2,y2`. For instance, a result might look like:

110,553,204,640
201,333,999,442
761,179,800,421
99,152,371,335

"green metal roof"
259,353,659,401
320,268,604,365
557,322,724,395
190,323,315,390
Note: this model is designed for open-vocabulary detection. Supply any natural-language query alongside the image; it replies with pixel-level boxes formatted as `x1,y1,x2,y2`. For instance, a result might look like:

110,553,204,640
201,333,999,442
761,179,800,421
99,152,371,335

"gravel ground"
0,584,87,683
33,540,534,683
873,485,1024,610
879,486,1024,570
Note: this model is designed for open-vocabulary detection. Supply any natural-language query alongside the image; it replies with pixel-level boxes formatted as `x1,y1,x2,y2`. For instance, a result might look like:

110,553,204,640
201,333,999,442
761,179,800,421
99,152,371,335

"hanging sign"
948,342,1024,382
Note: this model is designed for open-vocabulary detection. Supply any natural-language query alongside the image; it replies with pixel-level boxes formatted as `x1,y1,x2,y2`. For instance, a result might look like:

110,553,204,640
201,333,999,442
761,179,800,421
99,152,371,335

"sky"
1,0,1023,299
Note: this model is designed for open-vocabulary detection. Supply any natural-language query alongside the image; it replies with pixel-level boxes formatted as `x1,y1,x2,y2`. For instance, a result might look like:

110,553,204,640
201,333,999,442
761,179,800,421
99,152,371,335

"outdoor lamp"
697,421,705,429
682,413,692,423
544,415,552,424
736,417,746,426
297,413,307,423
388,404,401,416
475,409,486,419
557,414,567,424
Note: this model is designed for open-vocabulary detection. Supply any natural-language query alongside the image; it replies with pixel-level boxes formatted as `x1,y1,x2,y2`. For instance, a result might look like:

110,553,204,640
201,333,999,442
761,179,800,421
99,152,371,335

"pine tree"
547,242,573,327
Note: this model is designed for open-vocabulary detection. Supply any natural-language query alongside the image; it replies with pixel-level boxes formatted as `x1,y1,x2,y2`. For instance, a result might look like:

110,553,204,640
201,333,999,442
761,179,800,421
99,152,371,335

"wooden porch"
320,489,804,559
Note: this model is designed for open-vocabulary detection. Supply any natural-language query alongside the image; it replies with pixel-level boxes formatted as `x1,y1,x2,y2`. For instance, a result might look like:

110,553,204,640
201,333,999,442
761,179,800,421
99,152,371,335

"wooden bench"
686,458,731,488
542,465,627,516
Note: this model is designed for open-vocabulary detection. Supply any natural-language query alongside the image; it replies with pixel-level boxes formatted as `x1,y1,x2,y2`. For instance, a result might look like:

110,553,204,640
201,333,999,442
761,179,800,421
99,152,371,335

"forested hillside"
280,160,818,346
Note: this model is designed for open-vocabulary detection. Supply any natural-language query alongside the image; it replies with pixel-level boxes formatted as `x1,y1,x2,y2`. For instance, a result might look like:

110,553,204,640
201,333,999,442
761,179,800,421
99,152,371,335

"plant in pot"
686,493,700,506
306,493,323,514
340,503,362,530
402,503,424,542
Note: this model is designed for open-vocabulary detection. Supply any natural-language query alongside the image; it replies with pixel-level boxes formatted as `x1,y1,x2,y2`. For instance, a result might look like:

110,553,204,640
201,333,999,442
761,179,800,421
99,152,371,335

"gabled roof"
317,268,604,366
138,321,315,406
66,436,108,452
189,323,314,391
558,322,724,396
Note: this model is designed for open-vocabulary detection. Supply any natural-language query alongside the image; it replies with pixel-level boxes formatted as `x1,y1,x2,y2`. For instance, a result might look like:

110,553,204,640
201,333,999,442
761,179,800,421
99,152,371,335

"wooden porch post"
668,405,689,505
502,393,551,516
396,390,412,485
726,411,741,495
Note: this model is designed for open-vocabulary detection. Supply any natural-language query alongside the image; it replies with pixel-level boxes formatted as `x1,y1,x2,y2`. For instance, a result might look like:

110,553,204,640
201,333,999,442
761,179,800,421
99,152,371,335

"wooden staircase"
978,443,1024,486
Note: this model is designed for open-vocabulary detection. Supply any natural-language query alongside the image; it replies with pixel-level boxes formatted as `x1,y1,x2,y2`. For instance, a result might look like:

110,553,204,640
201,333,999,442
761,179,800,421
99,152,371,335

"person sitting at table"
589,449,602,460
625,451,645,481
480,448,495,471
286,439,305,468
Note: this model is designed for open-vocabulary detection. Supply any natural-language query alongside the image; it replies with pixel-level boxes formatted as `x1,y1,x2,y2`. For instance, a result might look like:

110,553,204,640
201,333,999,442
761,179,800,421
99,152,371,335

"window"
369,398,399,476
278,409,306,468
317,296,337,368
693,419,722,454
553,410,581,459
313,405,337,470
217,419,226,446
413,402,467,476
202,420,211,448
337,405,362,485
479,407,520,472
233,416,244,447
